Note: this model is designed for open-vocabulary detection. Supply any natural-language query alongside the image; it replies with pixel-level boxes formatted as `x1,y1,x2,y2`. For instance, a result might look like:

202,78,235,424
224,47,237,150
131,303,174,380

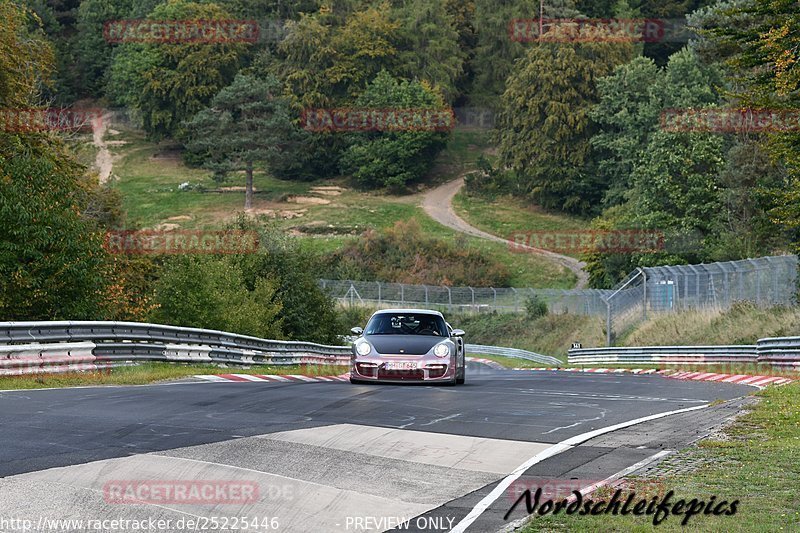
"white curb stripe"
231,374,264,382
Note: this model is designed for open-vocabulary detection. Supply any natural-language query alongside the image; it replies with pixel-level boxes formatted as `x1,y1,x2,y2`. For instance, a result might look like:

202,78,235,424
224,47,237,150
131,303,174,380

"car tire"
349,376,364,384
456,372,465,385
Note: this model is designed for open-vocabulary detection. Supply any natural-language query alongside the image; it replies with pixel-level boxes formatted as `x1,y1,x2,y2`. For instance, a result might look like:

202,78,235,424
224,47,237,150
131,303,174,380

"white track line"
448,403,709,533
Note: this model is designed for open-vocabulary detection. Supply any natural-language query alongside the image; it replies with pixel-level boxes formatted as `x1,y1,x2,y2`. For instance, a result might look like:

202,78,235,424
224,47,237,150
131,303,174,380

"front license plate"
385,361,417,370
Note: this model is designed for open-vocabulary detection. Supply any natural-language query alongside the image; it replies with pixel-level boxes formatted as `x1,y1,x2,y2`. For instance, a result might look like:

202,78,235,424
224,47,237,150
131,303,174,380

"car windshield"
364,313,447,336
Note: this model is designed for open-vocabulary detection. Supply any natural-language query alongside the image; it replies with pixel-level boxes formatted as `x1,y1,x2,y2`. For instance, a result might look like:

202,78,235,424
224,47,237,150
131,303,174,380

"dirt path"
421,177,589,289
92,111,113,184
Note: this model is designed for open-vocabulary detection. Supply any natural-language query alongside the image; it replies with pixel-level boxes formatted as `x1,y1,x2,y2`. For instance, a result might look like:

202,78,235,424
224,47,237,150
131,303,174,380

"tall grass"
454,302,800,362
623,302,800,347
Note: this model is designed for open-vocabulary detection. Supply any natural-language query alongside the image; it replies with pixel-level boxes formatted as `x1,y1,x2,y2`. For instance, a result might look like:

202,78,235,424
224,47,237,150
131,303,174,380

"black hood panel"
365,335,443,355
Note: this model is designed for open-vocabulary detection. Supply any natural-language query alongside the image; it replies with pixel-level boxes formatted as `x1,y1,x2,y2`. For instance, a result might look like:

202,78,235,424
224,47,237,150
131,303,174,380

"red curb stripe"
217,374,252,382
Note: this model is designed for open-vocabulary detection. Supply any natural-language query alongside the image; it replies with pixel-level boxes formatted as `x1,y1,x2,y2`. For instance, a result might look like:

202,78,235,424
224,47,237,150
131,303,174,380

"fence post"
470,287,475,306
511,287,519,312
376,281,381,306
446,286,452,312
492,288,497,309
424,285,428,304
401,284,405,305
640,268,647,321
606,297,612,347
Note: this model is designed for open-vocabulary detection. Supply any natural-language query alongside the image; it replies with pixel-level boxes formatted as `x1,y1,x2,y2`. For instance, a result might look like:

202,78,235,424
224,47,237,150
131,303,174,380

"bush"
227,216,345,345
323,219,511,287
525,294,549,319
0,135,111,320
149,255,284,339
463,155,513,198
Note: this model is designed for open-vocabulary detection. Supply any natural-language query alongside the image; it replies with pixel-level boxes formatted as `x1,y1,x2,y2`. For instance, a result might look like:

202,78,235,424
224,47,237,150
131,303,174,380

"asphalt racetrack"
0,362,754,532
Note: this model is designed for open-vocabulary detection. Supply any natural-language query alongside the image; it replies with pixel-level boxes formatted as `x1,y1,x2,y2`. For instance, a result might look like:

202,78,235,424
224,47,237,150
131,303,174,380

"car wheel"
349,376,364,384
456,373,465,385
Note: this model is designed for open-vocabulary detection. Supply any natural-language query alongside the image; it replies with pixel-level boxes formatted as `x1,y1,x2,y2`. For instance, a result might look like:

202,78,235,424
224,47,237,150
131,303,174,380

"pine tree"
184,74,296,210
396,0,465,103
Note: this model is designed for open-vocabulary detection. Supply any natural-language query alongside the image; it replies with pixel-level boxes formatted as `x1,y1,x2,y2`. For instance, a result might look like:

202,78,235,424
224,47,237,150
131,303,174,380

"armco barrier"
0,321,565,377
568,345,757,366
466,344,562,367
757,337,800,368
0,321,352,376
569,338,800,369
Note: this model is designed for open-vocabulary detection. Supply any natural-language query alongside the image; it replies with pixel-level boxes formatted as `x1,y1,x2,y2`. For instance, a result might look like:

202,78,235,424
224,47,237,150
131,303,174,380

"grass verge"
526,383,800,531
0,363,349,390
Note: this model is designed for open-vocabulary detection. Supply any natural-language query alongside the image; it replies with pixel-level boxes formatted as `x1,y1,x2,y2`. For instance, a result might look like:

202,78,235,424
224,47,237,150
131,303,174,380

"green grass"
110,129,313,229
452,193,590,258
454,312,605,362
0,363,349,390
525,383,800,531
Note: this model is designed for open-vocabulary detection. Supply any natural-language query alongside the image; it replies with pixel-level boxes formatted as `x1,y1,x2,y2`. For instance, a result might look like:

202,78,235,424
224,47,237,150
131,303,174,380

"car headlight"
356,341,372,356
433,343,450,358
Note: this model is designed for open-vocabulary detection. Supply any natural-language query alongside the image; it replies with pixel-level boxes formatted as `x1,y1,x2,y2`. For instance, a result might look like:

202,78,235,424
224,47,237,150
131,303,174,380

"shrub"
524,294,549,319
227,216,344,345
150,255,284,339
323,219,511,287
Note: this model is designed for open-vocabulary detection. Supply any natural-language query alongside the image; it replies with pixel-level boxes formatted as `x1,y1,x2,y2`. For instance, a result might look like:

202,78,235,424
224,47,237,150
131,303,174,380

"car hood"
364,335,446,355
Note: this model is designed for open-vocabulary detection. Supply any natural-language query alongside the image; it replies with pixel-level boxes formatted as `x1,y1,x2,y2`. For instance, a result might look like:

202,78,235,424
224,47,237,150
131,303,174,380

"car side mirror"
451,329,465,337
350,327,363,336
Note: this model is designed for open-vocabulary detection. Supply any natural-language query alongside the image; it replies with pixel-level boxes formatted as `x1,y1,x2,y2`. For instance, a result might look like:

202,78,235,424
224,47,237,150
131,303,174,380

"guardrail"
568,345,757,366
0,321,566,377
569,338,800,369
466,344,562,367
0,321,352,376
757,337,800,368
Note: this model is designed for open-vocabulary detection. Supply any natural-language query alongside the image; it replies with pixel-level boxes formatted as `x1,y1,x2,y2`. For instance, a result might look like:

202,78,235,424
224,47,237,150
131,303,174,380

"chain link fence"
605,255,799,345
321,255,798,346
319,279,610,315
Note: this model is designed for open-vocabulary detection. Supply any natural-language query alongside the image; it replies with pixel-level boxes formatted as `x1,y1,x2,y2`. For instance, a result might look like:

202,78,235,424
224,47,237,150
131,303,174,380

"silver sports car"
349,309,466,385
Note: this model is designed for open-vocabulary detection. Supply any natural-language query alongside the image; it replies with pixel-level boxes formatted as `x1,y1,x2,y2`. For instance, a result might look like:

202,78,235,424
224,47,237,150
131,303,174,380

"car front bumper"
350,356,456,382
